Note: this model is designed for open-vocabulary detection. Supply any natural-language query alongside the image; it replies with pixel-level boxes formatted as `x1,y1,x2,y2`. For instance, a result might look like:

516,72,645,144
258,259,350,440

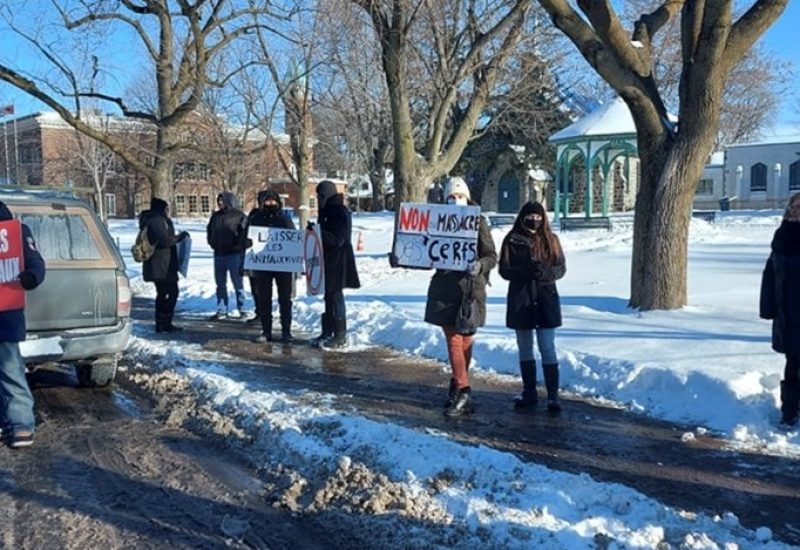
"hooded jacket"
316,182,360,292
207,191,247,256
760,219,800,355
0,201,46,342
246,190,294,230
140,198,179,283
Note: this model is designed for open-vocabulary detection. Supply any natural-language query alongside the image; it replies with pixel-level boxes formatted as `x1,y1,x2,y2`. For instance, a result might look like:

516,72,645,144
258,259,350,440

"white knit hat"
443,176,470,200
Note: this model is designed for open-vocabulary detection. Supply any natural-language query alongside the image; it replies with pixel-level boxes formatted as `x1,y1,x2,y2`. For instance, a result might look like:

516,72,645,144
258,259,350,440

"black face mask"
264,203,280,215
523,218,540,231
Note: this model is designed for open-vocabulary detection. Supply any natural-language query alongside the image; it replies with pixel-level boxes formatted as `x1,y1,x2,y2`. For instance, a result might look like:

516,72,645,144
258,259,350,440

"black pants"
249,275,263,317
254,271,293,334
324,289,346,322
155,277,179,319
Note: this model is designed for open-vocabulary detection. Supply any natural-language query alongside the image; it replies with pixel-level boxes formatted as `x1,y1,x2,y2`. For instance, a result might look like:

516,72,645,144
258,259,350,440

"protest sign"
392,202,481,271
0,219,25,312
244,226,305,273
303,224,325,296
177,236,192,278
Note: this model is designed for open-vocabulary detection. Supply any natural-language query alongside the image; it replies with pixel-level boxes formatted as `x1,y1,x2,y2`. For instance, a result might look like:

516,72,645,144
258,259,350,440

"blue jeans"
0,341,35,432
515,328,557,364
214,254,246,311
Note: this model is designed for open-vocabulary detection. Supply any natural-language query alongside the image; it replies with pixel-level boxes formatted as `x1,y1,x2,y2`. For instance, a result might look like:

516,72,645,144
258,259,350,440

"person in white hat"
423,176,497,417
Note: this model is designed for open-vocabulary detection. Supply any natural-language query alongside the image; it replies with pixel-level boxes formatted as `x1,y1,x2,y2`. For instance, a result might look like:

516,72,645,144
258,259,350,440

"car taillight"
117,274,131,318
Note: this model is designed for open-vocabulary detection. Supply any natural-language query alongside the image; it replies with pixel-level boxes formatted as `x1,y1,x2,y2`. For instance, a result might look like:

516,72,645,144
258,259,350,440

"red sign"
0,220,25,312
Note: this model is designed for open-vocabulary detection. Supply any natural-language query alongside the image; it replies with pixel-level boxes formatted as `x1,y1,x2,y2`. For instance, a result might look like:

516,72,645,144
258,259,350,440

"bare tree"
536,0,788,310
621,0,790,147
350,0,532,205
0,1,287,203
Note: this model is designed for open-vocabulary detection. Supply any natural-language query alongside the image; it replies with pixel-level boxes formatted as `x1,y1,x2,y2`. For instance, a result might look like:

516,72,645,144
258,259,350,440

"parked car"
484,213,516,228
1,188,131,386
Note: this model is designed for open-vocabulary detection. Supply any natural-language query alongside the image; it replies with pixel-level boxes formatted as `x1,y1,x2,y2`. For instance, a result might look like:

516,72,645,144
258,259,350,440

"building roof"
549,97,636,142
726,134,800,148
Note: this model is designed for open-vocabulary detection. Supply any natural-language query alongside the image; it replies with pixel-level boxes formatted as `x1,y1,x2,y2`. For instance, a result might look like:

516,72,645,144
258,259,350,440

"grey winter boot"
514,360,537,410
323,318,347,349
543,363,561,413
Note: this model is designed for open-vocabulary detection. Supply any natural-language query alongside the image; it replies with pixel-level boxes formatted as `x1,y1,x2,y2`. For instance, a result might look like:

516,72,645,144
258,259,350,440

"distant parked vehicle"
1,188,131,386
484,213,516,228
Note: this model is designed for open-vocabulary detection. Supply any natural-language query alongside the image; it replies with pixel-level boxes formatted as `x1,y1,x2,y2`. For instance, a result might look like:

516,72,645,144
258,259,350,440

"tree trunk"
152,128,173,205
629,137,712,310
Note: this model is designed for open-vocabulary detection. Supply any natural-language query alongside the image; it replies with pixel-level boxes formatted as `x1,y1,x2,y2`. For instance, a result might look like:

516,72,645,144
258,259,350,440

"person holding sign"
308,180,361,348
0,201,45,448
760,192,800,428
498,201,566,413
246,190,296,343
423,177,496,417
141,198,190,333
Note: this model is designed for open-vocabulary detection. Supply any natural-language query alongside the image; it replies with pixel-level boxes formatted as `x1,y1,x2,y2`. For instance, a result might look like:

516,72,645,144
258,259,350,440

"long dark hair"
513,201,562,265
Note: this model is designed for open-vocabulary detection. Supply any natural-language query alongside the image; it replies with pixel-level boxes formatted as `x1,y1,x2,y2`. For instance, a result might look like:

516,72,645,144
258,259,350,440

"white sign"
304,225,325,296
392,202,481,271
244,227,305,273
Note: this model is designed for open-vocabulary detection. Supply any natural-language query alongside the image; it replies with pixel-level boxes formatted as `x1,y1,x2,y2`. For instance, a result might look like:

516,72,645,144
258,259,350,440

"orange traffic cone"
356,231,365,252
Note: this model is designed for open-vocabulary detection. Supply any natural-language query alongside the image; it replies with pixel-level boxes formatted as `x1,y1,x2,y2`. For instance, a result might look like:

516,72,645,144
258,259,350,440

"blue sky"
0,3,798,132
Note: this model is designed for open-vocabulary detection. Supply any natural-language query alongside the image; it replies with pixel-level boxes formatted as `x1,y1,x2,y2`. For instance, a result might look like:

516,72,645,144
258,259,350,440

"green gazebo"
549,97,639,220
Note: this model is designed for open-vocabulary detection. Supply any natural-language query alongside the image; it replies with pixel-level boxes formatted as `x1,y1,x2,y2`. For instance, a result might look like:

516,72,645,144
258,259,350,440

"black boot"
514,360,537,410
780,380,799,427
161,314,183,332
543,363,561,413
445,387,474,417
323,318,347,348
311,313,333,347
259,316,273,343
443,378,458,408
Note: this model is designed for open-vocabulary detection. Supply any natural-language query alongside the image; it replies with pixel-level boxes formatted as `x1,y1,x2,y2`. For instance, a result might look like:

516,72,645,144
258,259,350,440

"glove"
18,270,38,290
178,230,190,242
245,238,254,249
306,221,315,231
468,262,481,276
388,252,399,268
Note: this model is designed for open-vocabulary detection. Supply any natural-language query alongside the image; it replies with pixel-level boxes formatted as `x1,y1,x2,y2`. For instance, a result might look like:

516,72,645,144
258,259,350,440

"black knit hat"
150,198,169,213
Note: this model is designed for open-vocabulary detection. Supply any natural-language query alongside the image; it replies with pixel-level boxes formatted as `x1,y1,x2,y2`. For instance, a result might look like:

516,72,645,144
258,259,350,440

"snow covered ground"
113,209,798,549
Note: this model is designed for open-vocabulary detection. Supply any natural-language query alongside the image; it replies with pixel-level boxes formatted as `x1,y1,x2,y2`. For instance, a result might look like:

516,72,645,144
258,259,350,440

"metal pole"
12,113,19,184
2,117,8,183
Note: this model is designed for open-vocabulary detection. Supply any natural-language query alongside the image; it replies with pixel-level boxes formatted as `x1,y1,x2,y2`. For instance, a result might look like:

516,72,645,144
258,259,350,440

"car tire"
76,358,117,388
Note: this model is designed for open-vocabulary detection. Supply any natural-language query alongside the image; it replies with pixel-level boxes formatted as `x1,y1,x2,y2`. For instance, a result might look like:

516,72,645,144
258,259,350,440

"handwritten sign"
244,227,306,273
304,225,325,296
393,202,481,271
0,219,25,312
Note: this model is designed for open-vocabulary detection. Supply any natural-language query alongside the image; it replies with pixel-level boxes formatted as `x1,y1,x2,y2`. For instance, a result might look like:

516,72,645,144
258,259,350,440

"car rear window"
19,213,102,261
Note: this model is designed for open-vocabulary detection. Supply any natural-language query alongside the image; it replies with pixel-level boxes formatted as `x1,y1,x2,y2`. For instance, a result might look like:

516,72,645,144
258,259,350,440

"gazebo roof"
549,97,636,142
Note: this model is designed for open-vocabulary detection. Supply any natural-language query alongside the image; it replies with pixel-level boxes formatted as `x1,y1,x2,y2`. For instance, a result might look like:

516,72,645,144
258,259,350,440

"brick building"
0,111,313,218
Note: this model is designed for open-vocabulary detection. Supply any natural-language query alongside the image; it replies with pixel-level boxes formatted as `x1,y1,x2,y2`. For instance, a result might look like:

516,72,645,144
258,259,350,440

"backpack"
131,225,156,263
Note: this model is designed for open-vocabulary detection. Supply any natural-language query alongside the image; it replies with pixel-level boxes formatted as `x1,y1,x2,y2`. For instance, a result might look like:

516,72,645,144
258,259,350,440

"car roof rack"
0,185,79,201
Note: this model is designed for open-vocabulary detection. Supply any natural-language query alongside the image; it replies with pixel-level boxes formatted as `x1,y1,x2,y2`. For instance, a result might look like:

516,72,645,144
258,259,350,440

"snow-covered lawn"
113,209,798,548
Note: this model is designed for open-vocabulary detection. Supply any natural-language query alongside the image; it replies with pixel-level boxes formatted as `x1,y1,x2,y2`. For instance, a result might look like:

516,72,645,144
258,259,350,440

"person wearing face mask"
499,201,566,412
423,176,497,417
247,190,296,343
308,180,361,348
760,191,800,428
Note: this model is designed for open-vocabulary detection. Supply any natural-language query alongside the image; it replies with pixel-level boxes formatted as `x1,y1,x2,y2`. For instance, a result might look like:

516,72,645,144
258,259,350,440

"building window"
750,163,767,192
104,193,116,217
188,195,198,213
696,179,713,195
309,196,317,209
790,161,800,191
175,194,186,214
19,145,42,164
201,195,211,214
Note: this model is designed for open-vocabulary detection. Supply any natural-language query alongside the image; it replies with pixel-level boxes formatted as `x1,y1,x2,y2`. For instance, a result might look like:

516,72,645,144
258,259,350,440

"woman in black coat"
311,180,361,348
760,191,800,428
499,201,566,412
140,198,188,333
423,177,497,417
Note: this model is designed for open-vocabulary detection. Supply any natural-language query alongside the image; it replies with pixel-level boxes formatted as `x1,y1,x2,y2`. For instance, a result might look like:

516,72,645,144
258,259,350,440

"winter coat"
318,194,360,293
207,191,247,256
424,215,497,328
246,191,294,231
141,208,179,283
760,220,800,355
0,202,46,342
499,226,565,330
